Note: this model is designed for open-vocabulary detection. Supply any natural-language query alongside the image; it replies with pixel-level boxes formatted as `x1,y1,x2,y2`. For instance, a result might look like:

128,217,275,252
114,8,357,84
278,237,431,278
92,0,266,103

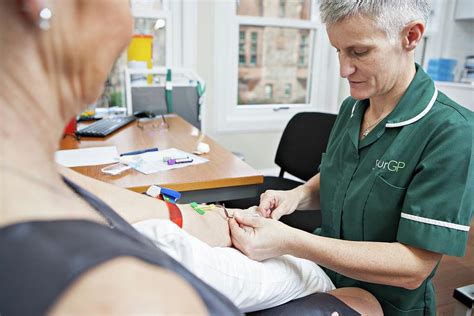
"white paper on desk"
120,148,208,175
55,146,119,167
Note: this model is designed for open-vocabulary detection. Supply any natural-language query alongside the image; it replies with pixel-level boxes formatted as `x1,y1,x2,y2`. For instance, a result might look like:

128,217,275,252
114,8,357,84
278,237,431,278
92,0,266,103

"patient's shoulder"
49,257,208,315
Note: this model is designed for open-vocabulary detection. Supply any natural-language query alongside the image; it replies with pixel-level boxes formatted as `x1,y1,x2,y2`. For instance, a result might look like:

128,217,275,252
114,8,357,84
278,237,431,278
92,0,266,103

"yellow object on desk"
127,34,153,84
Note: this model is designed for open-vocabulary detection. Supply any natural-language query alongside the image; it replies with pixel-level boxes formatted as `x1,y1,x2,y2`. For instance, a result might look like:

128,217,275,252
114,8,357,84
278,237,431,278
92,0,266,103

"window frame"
214,0,339,133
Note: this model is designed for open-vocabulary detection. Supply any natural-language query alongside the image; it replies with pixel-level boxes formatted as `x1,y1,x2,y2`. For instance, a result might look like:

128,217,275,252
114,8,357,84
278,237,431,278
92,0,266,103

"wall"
424,0,474,74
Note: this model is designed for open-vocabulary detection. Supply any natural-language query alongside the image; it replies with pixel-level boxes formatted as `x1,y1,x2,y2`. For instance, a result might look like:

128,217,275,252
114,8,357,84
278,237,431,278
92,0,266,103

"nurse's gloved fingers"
234,213,261,228
256,207,272,218
234,206,260,217
229,218,249,250
258,192,278,218
270,205,288,220
257,207,272,218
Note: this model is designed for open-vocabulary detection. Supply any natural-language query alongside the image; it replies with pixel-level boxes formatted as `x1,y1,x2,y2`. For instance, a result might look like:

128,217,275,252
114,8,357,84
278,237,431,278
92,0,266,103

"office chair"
226,112,337,232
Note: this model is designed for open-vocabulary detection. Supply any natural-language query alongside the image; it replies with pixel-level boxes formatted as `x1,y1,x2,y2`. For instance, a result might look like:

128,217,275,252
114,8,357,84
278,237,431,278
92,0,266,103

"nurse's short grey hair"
319,0,431,40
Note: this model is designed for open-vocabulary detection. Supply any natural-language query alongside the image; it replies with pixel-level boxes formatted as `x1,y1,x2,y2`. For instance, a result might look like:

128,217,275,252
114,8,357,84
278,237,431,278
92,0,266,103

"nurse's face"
327,15,405,101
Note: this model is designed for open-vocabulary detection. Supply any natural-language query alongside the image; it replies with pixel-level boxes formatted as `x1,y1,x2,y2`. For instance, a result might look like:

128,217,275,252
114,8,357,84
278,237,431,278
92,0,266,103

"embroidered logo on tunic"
375,159,406,172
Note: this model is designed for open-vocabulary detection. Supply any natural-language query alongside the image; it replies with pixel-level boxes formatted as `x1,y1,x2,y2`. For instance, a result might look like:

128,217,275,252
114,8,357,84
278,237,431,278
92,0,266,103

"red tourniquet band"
144,188,183,228
165,201,183,228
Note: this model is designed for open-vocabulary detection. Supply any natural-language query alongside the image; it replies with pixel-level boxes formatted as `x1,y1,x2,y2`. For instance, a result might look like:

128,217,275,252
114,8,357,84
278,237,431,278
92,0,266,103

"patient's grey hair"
319,0,431,40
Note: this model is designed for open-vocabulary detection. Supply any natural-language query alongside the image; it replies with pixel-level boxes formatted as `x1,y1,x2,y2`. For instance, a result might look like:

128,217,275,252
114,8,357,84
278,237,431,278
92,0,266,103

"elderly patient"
59,167,337,313
0,0,381,315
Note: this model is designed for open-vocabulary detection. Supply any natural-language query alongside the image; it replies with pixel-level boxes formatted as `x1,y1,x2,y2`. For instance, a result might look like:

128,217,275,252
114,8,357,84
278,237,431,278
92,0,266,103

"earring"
38,7,53,30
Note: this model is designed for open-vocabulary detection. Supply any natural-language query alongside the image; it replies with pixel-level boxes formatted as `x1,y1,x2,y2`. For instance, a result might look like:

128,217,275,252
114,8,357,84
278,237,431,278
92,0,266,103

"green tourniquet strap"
190,202,205,215
165,69,173,113
196,81,205,122
196,81,205,97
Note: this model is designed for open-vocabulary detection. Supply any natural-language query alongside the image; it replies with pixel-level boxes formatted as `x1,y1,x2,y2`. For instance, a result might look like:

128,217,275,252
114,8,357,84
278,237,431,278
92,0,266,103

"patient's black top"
0,178,241,316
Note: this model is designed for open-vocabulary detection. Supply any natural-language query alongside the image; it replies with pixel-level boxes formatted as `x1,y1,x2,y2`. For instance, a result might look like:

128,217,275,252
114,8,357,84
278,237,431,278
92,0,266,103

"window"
132,17,168,67
214,0,337,132
237,0,314,106
250,32,258,66
265,84,273,99
299,33,308,66
102,0,172,108
99,0,195,111
284,83,292,98
239,31,246,65
279,0,286,18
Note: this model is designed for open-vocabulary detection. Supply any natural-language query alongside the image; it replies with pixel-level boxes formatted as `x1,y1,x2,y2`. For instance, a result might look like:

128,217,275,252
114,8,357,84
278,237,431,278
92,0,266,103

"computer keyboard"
76,115,136,137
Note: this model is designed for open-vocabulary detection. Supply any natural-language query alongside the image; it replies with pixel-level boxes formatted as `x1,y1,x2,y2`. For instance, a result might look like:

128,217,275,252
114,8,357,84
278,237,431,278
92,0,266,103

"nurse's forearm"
294,173,321,210
287,229,441,290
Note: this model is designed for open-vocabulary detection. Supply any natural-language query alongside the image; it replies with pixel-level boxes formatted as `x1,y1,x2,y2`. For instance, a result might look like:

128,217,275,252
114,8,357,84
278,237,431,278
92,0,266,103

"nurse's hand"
229,213,294,261
258,189,301,220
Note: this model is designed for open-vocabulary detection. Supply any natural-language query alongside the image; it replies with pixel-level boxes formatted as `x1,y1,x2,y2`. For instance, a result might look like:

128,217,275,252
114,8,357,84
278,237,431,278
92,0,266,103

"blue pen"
120,147,159,156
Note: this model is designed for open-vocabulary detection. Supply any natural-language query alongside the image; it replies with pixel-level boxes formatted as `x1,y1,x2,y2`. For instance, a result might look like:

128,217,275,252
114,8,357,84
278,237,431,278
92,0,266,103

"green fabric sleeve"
397,113,474,256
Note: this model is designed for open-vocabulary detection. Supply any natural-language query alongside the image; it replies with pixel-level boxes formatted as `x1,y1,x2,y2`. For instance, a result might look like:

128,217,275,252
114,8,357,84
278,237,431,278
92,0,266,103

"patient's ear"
17,0,48,29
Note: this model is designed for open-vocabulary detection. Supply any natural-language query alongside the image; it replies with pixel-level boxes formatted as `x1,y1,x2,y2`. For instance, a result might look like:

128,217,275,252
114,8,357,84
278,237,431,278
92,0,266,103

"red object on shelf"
63,117,77,136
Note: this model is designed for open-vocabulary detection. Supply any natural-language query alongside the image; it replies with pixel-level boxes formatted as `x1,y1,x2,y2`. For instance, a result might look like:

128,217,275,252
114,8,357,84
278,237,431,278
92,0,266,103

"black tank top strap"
0,180,241,316
62,177,155,247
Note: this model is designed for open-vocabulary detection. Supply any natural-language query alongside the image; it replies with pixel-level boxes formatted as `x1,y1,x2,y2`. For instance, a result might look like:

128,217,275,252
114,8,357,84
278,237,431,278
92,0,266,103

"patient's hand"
183,205,262,248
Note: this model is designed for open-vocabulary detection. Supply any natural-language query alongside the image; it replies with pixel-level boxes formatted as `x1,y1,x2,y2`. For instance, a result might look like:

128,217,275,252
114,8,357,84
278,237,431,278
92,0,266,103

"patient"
0,1,379,315
61,167,335,313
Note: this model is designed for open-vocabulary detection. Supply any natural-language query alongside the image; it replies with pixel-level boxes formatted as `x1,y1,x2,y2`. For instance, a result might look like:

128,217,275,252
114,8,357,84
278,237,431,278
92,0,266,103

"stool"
453,284,473,316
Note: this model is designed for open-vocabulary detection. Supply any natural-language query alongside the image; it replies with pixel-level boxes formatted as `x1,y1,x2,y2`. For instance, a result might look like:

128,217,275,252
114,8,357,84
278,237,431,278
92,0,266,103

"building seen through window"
237,0,312,105
239,31,246,64
265,84,273,99
299,33,308,66
284,83,292,98
279,0,286,17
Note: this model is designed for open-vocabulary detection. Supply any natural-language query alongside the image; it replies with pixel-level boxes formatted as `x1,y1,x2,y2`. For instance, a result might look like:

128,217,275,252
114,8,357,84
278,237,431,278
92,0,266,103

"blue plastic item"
427,58,457,81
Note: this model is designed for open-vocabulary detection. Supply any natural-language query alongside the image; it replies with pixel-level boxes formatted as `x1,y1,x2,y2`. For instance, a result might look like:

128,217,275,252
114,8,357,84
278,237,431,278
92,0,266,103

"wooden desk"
60,115,263,203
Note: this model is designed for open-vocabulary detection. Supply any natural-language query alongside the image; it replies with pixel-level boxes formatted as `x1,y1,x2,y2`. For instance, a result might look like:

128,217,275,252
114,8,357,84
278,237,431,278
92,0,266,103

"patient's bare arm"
59,166,240,247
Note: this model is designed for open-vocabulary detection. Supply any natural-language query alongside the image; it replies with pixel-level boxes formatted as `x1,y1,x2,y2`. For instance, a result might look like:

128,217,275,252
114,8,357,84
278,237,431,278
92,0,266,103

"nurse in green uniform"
229,1,474,315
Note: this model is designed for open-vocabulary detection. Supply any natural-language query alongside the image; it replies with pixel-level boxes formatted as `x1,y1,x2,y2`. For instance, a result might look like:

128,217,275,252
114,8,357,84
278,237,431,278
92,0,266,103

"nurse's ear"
401,21,425,52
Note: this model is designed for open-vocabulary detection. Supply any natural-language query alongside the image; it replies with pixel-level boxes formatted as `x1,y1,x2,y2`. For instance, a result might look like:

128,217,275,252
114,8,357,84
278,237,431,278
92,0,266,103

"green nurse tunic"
319,64,473,315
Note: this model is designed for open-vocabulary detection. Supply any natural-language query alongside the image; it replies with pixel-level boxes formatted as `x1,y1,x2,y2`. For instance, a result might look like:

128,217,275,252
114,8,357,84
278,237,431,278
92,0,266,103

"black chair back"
275,112,337,181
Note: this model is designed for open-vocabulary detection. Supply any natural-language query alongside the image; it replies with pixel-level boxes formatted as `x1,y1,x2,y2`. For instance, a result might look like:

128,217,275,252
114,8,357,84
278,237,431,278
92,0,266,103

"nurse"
230,0,474,315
